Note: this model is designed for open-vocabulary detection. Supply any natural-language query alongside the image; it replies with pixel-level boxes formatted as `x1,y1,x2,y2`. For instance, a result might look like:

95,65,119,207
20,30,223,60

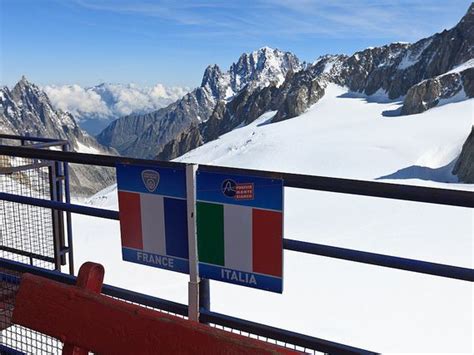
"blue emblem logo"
141,169,160,193
221,179,237,197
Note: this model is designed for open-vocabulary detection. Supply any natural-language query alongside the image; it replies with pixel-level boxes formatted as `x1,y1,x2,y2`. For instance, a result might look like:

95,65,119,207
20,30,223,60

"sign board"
116,164,189,274
196,171,284,293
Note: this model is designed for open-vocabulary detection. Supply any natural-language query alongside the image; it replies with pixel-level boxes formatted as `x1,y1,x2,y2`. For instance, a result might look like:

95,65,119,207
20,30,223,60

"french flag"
116,164,189,273
118,191,188,260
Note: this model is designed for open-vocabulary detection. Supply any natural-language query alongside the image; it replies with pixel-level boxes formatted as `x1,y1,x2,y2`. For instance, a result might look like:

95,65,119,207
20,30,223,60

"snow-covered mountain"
96,47,303,158
97,4,474,180
44,83,190,134
0,77,115,195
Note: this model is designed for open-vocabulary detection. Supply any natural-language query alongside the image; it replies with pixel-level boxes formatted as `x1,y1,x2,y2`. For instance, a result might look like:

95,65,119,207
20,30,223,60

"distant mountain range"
44,83,190,134
0,77,115,195
95,4,473,183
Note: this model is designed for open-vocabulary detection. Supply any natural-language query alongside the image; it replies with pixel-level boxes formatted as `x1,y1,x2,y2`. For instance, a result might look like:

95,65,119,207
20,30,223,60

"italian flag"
197,202,283,278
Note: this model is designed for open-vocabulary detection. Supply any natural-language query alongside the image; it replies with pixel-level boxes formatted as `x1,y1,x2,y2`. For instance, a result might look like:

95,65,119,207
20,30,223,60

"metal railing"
0,135,473,354
0,135,73,272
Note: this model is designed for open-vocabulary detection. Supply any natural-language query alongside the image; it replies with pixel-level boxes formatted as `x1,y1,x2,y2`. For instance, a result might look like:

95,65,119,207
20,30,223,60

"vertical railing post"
62,143,74,275
186,164,200,321
54,159,67,266
199,278,210,323
48,163,62,271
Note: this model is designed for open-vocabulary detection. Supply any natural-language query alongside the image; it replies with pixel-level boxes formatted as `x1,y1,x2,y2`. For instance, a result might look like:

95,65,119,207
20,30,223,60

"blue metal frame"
0,344,26,355
0,136,74,273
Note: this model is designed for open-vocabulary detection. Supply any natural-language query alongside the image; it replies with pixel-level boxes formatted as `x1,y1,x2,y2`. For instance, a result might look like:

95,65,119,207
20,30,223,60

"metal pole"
63,143,74,275
48,164,62,271
55,160,67,266
199,278,210,318
186,164,200,321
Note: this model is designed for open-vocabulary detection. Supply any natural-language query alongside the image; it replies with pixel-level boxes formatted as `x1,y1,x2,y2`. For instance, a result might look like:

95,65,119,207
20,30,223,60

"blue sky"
1,0,472,88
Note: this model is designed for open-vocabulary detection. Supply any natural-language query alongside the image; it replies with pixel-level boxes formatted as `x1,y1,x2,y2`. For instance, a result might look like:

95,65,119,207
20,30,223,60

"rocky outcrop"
453,127,474,182
272,69,326,123
401,68,474,114
0,77,115,196
156,124,202,161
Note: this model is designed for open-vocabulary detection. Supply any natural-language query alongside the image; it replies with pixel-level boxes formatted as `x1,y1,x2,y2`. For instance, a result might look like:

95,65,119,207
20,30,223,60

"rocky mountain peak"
200,64,222,87
460,2,474,24
229,47,302,92
200,64,230,100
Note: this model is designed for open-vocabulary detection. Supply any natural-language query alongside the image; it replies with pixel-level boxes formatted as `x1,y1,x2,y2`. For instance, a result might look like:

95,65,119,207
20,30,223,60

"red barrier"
62,262,105,355
12,263,297,354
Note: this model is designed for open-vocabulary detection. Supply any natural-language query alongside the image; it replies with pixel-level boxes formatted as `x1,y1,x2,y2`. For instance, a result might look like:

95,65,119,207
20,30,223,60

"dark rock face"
272,69,326,123
461,67,474,97
0,77,115,195
401,72,461,114
156,124,202,161
97,86,216,158
401,67,474,115
453,127,474,182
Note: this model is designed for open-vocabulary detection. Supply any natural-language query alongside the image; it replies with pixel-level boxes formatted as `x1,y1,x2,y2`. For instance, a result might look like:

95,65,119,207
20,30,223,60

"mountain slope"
0,77,116,195
176,84,473,183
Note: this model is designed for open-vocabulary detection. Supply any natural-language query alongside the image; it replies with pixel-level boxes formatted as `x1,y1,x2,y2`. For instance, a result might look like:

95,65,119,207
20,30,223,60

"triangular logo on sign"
141,169,160,193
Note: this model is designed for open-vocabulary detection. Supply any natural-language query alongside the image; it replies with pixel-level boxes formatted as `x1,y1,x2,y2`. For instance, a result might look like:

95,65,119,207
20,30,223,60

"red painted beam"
12,272,297,354
62,262,105,355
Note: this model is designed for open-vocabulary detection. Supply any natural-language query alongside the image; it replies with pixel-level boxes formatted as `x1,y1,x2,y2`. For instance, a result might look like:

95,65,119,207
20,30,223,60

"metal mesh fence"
0,154,61,354
0,155,56,270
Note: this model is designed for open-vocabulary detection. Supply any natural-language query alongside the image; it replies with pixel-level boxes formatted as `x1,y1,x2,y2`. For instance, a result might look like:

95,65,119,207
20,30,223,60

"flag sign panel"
116,164,189,274
196,171,284,293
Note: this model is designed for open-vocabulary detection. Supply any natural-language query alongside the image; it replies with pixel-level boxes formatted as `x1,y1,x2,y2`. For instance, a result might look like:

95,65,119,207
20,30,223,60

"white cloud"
44,84,110,118
44,83,190,121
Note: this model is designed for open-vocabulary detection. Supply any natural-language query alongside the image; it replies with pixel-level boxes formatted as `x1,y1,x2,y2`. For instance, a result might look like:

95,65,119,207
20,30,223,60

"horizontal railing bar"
0,257,188,316
27,141,69,149
0,343,25,355
0,246,56,263
0,161,52,174
0,145,186,169
0,134,64,143
284,239,474,282
1,192,472,282
200,309,377,355
1,145,472,208
0,192,120,220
